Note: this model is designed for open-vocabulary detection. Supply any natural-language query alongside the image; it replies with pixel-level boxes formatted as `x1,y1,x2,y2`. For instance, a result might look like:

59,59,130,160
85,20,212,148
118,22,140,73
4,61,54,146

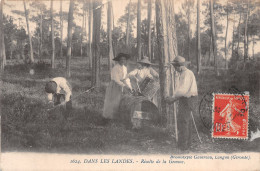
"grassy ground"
1,57,260,154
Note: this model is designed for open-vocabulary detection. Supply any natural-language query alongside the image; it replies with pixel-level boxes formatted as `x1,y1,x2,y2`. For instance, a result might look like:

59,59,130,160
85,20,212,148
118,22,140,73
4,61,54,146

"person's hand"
147,74,153,79
123,86,131,94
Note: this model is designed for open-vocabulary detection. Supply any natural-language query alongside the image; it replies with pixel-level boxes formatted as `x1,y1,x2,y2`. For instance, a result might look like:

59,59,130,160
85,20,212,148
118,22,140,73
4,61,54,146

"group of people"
44,53,198,151
103,53,159,121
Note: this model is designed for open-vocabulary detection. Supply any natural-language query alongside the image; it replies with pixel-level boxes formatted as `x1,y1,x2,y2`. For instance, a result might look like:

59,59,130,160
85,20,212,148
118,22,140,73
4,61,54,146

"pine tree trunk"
23,0,34,63
148,0,152,60
252,35,255,59
244,0,249,62
60,0,63,62
210,0,217,74
88,0,93,70
126,0,131,46
107,0,114,73
197,0,201,74
0,0,4,70
187,0,191,61
137,0,141,60
231,16,235,60
224,3,229,70
92,0,102,88
51,0,55,68
156,0,178,133
208,36,212,66
2,34,6,65
40,11,43,60
80,7,84,58
66,0,74,77
237,12,241,58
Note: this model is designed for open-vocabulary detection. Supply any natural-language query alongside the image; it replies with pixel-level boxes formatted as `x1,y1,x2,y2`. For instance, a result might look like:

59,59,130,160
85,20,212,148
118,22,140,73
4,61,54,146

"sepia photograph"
0,0,259,170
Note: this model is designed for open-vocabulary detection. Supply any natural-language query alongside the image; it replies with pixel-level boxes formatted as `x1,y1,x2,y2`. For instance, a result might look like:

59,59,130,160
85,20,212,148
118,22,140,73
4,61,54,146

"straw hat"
137,56,152,65
170,56,190,66
45,81,57,94
113,53,131,61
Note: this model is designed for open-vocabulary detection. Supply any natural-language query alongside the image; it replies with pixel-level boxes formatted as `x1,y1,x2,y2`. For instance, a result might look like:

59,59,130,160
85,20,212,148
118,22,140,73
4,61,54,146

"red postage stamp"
212,93,249,139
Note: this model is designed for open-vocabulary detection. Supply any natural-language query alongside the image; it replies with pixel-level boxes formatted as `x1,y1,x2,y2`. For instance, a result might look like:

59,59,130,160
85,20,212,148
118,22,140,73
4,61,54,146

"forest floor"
1,57,260,154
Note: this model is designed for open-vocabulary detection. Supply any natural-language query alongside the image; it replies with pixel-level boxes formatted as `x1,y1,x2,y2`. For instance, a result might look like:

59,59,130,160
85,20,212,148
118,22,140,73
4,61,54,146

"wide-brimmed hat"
170,56,190,66
45,81,57,94
137,56,153,65
113,53,131,61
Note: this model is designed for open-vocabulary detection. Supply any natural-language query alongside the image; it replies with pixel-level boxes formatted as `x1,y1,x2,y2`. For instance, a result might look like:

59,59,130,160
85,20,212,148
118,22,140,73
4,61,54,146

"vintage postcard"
0,0,259,170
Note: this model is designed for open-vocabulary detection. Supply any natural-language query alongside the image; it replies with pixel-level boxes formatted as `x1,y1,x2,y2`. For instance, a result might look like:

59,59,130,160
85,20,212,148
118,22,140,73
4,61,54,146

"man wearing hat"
165,56,198,151
102,53,132,121
126,56,159,104
127,56,159,84
45,77,72,108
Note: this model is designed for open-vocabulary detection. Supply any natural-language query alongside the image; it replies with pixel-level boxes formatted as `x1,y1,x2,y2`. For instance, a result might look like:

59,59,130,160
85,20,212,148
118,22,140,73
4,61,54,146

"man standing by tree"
165,56,198,151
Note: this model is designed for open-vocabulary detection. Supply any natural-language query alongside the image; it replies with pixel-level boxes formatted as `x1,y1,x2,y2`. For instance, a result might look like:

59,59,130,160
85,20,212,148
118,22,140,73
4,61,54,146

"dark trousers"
177,96,197,150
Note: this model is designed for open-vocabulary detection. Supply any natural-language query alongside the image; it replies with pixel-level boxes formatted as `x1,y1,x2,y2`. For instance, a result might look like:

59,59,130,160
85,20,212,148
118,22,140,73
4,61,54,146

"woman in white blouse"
102,53,132,120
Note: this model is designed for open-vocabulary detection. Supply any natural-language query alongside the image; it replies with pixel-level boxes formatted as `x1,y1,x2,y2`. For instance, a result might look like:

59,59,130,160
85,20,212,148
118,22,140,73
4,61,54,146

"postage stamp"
212,93,250,139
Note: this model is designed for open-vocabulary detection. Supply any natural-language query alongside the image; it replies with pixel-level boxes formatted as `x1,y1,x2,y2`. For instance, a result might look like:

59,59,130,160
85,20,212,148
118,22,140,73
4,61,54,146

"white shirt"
47,77,72,102
127,67,159,83
111,64,132,89
174,68,198,98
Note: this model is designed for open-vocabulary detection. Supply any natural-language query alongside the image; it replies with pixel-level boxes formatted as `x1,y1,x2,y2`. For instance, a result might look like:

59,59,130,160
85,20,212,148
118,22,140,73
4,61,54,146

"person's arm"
126,69,138,79
47,93,53,102
124,78,133,90
150,67,159,79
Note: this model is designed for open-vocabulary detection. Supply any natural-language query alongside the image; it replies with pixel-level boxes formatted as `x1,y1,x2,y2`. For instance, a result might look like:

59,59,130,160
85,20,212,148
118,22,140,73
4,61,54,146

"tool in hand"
191,111,202,143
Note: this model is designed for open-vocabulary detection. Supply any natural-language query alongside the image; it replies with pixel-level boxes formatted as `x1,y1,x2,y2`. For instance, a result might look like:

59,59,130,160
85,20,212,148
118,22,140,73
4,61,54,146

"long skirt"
103,81,123,119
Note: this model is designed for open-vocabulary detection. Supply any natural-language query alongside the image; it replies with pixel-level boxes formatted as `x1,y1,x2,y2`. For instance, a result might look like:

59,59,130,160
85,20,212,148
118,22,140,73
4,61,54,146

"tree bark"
137,0,141,60
107,0,114,73
23,0,34,63
237,11,241,59
148,0,152,60
0,0,5,70
224,2,229,70
60,0,63,63
88,0,93,70
231,16,235,61
91,0,102,88
66,0,74,77
197,0,201,74
244,0,249,62
40,10,43,60
51,0,55,68
208,36,212,66
156,0,178,133
80,6,85,58
252,35,255,59
187,0,191,61
126,0,131,46
210,0,217,74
